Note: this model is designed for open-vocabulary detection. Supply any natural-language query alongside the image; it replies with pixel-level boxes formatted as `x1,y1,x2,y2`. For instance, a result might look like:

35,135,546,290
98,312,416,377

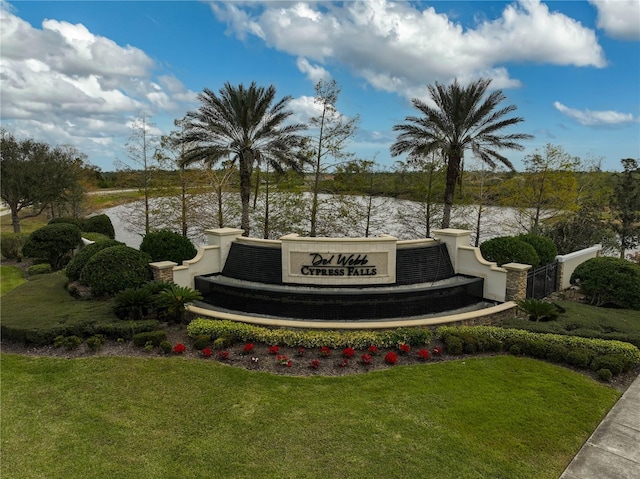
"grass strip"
0,266,26,296
1,354,619,479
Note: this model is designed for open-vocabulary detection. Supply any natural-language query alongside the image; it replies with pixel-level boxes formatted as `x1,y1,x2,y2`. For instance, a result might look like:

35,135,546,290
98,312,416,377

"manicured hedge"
80,246,152,296
570,257,640,310
66,239,124,281
140,230,197,264
480,236,540,267
22,223,82,270
187,319,432,349
517,234,558,265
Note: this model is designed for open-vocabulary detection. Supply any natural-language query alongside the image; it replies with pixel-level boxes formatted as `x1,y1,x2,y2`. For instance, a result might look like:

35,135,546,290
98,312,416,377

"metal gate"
526,261,559,299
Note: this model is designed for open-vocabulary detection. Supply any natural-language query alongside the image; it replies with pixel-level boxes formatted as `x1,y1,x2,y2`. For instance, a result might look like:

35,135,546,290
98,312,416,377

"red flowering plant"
277,355,292,367
367,345,380,355
432,346,443,356
173,343,186,354
339,358,349,368
201,347,212,358
342,347,355,359
268,345,279,355
417,349,430,361
297,347,306,357
319,346,331,358
243,343,255,354
217,350,229,360
310,358,321,369
398,343,411,354
361,353,372,365
385,351,398,365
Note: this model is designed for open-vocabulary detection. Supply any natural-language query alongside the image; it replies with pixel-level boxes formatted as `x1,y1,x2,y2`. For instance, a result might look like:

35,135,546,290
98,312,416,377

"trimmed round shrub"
132,331,168,347
22,223,82,270
0,232,27,260
546,344,569,363
48,217,84,229
480,236,540,267
444,335,464,355
597,368,613,382
66,239,124,281
570,257,640,310
590,354,632,376
83,214,115,239
80,245,152,296
566,348,594,369
140,230,197,264
517,234,558,265
28,263,51,276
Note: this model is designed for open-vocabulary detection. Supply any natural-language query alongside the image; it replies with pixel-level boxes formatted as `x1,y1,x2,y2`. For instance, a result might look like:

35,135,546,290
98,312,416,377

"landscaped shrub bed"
187,318,432,349
437,325,640,376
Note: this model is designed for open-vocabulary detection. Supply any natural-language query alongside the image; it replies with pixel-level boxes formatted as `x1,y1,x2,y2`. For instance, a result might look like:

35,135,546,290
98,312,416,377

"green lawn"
0,266,26,296
1,353,619,479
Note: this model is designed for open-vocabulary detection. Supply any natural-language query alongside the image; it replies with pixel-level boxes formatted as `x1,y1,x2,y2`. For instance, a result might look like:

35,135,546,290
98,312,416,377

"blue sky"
1,0,638,172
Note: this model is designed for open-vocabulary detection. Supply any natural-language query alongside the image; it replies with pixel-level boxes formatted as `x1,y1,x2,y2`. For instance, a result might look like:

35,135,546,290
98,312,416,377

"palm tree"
390,78,533,229
179,82,307,236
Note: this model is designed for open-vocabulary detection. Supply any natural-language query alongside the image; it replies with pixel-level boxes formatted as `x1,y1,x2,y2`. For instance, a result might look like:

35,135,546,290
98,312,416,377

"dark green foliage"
140,230,197,264
80,246,152,296
590,354,634,376
0,232,27,260
54,335,82,351
476,336,502,352
113,287,153,320
22,223,82,270
480,236,540,267
66,240,124,281
86,334,106,351
516,298,560,322
192,335,210,351
524,339,547,358
462,334,478,354
48,217,84,229
132,331,168,348
566,349,594,369
213,335,234,350
571,257,640,309
444,335,464,355
83,214,115,239
517,234,558,265
597,368,612,382
157,284,203,323
27,263,51,276
159,340,173,354
545,344,569,363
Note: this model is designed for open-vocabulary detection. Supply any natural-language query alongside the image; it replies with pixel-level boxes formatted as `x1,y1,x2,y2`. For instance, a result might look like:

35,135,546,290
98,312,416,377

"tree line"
2,78,638,259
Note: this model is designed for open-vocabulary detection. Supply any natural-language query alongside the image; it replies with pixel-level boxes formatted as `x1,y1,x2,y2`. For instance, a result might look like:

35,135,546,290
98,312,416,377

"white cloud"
296,57,331,83
553,101,638,126
210,0,605,100
589,0,640,40
0,4,197,169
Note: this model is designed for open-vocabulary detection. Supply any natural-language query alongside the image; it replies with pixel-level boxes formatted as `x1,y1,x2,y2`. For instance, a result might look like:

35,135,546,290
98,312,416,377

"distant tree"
1,130,81,232
500,144,581,233
390,78,532,228
179,82,307,237
117,114,163,234
306,79,360,237
611,158,640,259
393,154,445,239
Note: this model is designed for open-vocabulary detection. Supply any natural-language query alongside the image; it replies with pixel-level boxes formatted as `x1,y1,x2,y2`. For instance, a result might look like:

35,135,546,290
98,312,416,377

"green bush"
48,217,84,229
192,335,210,351
159,340,173,354
140,230,197,264
83,214,115,239
517,234,558,265
444,335,464,355
53,335,82,351
516,298,560,322
156,284,203,323
570,257,640,310
132,331,167,347
66,240,125,281
86,334,106,351
113,287,153,321
0,232,27,260
546,344,569,363
80,246,152,296
22,223,82,270
27,263,51,276
597,368,613,382
480,236,540,267
590,354,634,376
213,336,235,350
